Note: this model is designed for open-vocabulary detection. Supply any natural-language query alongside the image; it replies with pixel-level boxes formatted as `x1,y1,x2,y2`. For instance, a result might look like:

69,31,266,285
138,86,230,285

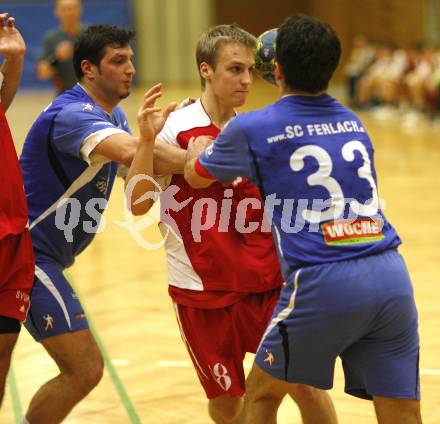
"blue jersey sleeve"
114,106,132,134
52,102,122,158
198,116,258,183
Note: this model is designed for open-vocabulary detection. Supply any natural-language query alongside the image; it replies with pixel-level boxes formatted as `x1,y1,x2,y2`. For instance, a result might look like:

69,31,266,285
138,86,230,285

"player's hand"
0,13,26,59
55,41,74,61
137,83,177,143
186,135,214,160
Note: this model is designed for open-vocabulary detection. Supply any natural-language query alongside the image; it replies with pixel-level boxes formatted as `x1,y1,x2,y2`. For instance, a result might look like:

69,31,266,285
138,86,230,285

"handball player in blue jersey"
19,25,177,424
184,15,421,424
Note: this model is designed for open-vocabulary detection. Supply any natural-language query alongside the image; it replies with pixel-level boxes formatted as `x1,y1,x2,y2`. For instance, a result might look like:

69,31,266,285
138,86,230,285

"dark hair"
73,25,135,80
276,15,341,93
196,24,256,89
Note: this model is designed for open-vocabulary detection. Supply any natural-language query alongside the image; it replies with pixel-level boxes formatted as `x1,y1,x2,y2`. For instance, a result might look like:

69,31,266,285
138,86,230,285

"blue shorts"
255,249,420,400
24,257,88,341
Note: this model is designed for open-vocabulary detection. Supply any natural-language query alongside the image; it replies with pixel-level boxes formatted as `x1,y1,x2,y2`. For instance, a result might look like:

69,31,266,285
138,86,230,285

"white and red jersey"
157,99,283,308
0,100,29,239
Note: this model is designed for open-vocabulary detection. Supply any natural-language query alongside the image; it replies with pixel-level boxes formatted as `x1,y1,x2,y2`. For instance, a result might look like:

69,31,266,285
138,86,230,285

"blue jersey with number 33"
198,94,401,281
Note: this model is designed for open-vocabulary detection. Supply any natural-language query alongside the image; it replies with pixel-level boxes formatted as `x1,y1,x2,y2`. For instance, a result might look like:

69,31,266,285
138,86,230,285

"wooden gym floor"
1,81,439,423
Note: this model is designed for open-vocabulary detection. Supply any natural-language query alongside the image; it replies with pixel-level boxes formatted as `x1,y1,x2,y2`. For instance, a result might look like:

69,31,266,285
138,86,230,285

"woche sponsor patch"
321,217,384,246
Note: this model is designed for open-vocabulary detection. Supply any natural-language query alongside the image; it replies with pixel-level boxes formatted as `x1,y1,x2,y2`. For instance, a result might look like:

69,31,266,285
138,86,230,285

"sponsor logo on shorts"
16,290,30,303
96,176,109,195
264,349,274,366
321,217,384,246
75,313,86,320
43,314,54,331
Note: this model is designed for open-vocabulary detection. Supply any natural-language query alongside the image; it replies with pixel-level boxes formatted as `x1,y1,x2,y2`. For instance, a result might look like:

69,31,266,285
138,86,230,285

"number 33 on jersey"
197,94,401,276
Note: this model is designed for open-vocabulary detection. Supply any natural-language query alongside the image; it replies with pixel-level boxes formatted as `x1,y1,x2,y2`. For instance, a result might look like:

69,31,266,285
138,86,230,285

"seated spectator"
344,34,374,107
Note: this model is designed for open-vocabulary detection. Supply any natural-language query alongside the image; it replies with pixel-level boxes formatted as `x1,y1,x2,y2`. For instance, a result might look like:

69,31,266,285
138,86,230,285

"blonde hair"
196,24,256,88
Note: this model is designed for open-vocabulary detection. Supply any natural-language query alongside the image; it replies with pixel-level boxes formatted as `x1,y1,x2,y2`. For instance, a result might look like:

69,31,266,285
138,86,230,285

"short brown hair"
196,24,256,89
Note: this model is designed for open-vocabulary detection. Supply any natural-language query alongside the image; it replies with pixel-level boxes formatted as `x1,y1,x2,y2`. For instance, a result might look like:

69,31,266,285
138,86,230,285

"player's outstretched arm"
153,140,186,174
0,13,26,111
90,132,138,167
126,83,176,215
184,136,215,188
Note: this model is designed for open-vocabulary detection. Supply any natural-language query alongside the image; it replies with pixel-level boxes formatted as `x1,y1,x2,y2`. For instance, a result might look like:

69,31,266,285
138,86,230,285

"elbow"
183,168,196,187
121,156,133,168
195,181,213,189
126,199,153,216
183,157,213,188
184,173,211,189
183,162,212,188
124,184,154,216
130,205,150,216
184,174,199,188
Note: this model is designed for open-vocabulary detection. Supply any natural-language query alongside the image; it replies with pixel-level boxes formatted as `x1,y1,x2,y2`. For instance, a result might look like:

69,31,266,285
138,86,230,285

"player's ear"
81,59,95,80
274,62,283,83
199,62,212,83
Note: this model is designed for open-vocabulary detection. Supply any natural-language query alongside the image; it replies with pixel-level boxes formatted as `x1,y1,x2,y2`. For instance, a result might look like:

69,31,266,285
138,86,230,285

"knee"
66,349,104,396
374,397,421,423
245,366,285,406
83,355,104,390
209,396,242,422
289,383,326,405
220,404,241,422
245,382,284,412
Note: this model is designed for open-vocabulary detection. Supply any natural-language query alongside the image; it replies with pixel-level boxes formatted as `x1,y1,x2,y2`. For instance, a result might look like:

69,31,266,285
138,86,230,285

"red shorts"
173,287,280,399
0,230,35,323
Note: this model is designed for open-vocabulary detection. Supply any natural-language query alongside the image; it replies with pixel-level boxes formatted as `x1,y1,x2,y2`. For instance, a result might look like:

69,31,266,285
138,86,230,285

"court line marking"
66,273,142,424
421,368,440,376
7,365,22,424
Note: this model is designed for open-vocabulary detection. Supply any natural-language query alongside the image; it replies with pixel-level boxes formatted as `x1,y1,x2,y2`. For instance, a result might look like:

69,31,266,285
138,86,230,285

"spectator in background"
36,0,85,94
375,44,408,106
355,42,391,108
356,41,408,110
426,49,440,120
404,44,438,119
344,34,374,107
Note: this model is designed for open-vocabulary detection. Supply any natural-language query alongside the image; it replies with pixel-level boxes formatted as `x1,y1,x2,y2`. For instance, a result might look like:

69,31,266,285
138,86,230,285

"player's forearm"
125,140,156,215
153,140,186,174
0,53,24,111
